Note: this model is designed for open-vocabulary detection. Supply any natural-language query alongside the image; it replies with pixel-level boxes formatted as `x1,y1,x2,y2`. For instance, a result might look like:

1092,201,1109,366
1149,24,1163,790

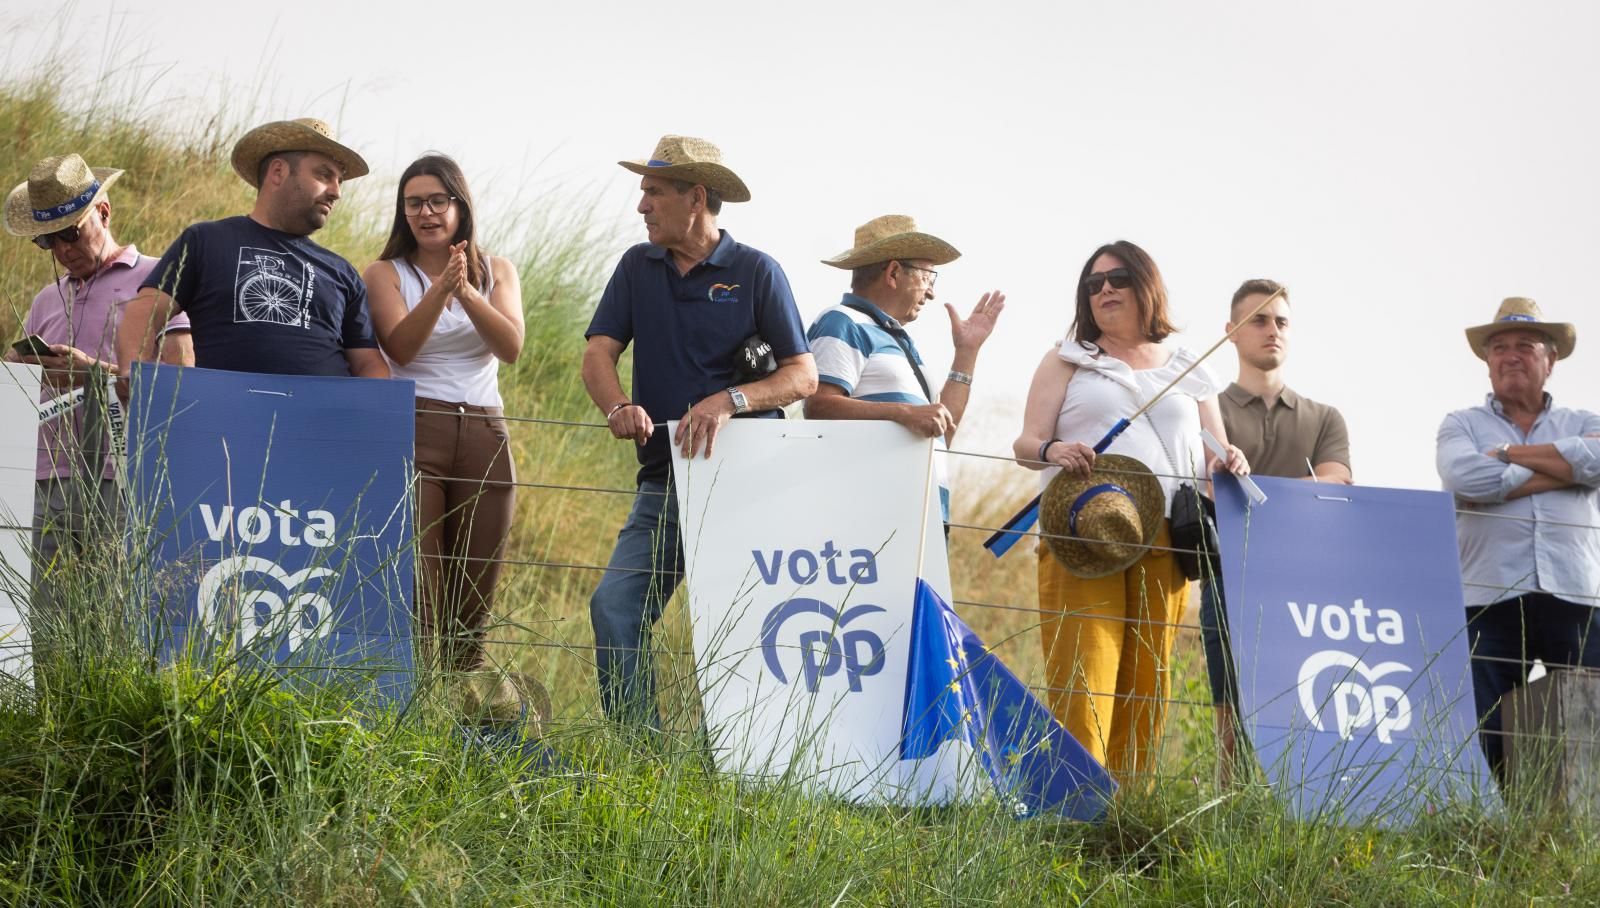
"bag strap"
842,300,934,404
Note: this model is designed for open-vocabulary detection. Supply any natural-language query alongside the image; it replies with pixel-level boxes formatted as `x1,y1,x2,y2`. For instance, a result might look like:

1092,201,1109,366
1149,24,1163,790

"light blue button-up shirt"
1437,393,1600,607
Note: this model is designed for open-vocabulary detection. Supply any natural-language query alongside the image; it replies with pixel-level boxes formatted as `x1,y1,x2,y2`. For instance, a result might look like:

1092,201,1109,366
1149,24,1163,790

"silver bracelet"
947,369,973,385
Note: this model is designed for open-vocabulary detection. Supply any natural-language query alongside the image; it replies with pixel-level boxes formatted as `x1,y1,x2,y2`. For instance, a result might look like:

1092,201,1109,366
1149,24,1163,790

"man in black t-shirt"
116,118,388,380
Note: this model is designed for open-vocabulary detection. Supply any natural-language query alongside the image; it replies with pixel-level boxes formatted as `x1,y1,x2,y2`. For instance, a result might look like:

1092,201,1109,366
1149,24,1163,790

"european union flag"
900,579,1116,820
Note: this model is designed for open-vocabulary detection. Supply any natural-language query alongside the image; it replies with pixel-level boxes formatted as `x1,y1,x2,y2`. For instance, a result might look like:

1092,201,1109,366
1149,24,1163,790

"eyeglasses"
32,225,83,250
1083,268,1134,295
898,261,938,287
402,194,456,216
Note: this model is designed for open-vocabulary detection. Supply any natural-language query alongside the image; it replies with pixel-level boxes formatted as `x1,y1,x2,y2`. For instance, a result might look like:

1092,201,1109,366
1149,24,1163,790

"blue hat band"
33,180,100,223
1069,483,1134,536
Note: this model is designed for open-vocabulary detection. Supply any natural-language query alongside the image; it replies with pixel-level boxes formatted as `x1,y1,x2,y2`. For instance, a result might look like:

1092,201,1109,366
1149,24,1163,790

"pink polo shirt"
22,245,191,481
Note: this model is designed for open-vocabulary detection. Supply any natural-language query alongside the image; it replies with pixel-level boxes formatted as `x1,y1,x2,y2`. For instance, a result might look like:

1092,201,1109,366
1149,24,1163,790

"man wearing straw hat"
1437,297,1600,782
4,153,192,605
116,118,388,380
804,215,1004,525
583,135,816,727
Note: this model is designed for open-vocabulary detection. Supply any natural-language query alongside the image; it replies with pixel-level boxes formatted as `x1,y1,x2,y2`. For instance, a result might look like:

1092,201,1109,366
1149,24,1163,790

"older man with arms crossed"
4,153,191,606
583,136,817,727
803,215,1003,526
1206,279,1350,783
117,118,387,380
1437,297,1600,782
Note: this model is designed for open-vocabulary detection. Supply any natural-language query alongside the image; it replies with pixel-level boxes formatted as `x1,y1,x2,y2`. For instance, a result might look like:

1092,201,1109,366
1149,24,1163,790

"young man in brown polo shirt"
1204,278,1352,783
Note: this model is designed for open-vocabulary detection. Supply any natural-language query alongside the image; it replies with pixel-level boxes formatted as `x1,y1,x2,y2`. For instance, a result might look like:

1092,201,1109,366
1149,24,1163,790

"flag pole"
983,287,1285,557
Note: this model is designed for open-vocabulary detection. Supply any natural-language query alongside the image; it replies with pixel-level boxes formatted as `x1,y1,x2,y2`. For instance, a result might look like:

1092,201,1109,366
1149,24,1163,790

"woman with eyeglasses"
1012,239,1247,789
363,154,524,674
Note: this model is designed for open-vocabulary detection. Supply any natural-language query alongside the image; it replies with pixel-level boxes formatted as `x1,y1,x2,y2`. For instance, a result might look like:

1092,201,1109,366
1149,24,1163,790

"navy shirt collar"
643,229,736,268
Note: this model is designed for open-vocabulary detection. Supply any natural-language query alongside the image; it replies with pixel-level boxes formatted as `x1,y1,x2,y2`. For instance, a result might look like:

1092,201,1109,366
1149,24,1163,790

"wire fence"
10,396,1600,776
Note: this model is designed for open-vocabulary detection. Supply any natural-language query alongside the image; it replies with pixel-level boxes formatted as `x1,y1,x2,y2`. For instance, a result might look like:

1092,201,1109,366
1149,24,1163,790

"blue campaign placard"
126,364,416,704
1214,474,1497,825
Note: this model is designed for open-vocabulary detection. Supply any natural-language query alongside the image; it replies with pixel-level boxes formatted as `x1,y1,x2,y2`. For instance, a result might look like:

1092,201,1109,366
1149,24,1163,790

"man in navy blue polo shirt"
582,135,817,727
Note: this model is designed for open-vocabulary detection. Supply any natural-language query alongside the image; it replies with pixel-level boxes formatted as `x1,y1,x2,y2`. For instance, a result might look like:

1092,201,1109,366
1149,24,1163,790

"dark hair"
850,260,893,292
256,150,307,188
378,153,487,291
667,178,723,215
1230,278,1288,318
1069,240,1177,344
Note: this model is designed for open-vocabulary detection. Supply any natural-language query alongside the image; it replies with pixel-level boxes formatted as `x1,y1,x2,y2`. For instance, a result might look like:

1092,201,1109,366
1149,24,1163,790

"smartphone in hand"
11,335,54,358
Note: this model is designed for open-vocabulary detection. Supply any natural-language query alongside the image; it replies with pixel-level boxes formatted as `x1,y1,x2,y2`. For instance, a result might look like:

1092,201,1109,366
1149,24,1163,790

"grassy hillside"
3,74,1598,905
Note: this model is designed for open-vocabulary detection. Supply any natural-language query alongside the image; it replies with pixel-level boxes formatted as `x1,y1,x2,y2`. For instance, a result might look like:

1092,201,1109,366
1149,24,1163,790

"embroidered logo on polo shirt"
708,283,740,304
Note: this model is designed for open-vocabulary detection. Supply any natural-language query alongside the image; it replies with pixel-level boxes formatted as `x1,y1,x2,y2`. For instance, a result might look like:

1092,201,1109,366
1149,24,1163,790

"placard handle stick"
1201,428,1267,505
986,287,1285,557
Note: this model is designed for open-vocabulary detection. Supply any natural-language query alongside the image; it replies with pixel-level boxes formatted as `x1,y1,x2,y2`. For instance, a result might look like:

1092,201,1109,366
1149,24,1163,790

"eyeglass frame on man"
402,193,458,216
1083,267,1134,295
897,261,938,287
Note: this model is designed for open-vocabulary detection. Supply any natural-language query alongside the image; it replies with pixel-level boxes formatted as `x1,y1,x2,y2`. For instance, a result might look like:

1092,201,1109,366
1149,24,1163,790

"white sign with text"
672,419,972,804
0,364,41,683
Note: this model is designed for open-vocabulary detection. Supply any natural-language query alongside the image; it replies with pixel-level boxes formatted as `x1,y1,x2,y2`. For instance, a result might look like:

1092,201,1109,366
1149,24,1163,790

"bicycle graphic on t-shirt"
234,248,312,328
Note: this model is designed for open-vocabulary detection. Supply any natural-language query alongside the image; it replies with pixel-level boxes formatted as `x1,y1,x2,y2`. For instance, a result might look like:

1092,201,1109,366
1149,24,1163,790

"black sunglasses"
31,225,83,250
1083,268,1133,295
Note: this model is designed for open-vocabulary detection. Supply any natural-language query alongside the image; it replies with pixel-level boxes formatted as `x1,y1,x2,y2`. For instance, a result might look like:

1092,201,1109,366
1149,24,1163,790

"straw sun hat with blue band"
1039,453,1165,579
618,135,751,203
1464,297,1575,361
4,153,122,238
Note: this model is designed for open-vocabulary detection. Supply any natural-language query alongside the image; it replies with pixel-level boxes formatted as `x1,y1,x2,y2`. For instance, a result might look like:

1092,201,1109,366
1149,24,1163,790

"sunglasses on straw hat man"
1464,297,1576,361
1038,454,1166,579
4,152,122,243
820,214,961,271
230,118,370,189
618,135,751,203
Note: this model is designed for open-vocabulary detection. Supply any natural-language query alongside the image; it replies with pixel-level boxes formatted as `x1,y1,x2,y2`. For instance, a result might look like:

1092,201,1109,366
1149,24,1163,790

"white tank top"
385,258,503,407
1043,340,1219,517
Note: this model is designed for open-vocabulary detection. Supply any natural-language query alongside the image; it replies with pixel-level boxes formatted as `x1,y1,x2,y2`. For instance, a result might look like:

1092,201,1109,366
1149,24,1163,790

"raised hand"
947,290,1005,354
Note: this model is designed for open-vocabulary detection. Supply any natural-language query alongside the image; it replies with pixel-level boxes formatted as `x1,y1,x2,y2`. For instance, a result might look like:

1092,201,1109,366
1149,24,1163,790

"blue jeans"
589,479,683,727
1466,593,1600,782
1199,578,1239,708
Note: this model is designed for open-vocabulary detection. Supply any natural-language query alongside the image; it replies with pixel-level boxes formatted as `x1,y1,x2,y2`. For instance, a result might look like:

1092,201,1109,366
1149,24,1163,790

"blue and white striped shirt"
807,294,950,521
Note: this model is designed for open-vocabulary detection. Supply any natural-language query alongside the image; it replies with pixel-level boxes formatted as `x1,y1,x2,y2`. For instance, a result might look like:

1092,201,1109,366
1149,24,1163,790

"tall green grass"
3,65,1599,906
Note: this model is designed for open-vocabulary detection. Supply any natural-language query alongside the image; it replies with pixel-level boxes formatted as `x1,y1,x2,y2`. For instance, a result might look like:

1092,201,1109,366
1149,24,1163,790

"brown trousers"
413,397,516,672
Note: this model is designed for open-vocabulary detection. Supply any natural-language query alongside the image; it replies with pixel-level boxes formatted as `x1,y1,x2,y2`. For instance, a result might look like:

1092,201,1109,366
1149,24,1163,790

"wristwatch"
726,387,749,415
1495,442,1512,464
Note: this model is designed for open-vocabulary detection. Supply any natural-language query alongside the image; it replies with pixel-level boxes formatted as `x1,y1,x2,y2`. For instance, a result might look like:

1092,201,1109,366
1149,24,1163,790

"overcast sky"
7,0,1597,493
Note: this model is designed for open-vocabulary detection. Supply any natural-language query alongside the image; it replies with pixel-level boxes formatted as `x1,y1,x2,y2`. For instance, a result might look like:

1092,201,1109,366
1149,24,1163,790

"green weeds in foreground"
4,40,1600,908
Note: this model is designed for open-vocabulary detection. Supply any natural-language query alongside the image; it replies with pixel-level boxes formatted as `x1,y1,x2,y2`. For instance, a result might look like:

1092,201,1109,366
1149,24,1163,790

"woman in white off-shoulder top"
1012,240,1248,789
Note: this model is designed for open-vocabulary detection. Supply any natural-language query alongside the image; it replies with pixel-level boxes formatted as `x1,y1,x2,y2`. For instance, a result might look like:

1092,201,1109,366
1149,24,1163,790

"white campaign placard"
0,363,41,682
672,419,972,804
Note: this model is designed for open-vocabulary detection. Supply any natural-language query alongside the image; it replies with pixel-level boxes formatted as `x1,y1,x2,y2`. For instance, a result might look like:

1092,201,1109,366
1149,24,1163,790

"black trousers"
1466,593,1600,781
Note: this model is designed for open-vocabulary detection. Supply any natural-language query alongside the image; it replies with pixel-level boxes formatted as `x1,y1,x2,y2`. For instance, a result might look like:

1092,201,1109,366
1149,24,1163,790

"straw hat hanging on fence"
617,135,751,203
1464,297,1576,361
820,214,961,270
4,153,123,238
230,117,370,188
1038,454,1165,578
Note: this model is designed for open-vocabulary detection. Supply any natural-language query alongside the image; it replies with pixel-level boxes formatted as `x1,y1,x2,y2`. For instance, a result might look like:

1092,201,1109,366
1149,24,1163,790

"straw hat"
821,214,960,270
618,135,751,203
230,118,370,189
4,153,123,238
1465,297,1575,361
460,670,552,738
1038,454,1165,579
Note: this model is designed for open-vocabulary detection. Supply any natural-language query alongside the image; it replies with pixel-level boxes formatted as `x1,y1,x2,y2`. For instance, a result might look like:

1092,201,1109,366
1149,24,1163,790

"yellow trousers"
1037,522,1188,788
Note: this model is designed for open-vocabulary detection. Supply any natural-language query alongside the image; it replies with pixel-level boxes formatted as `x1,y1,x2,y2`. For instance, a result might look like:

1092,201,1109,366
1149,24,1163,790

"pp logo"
1296,650,1414,744
707,283,740,304
196,555,336,654
759,598,886,692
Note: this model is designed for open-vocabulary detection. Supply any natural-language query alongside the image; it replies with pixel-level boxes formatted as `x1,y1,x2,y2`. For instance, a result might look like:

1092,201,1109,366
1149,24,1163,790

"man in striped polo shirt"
804,215,1004,524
